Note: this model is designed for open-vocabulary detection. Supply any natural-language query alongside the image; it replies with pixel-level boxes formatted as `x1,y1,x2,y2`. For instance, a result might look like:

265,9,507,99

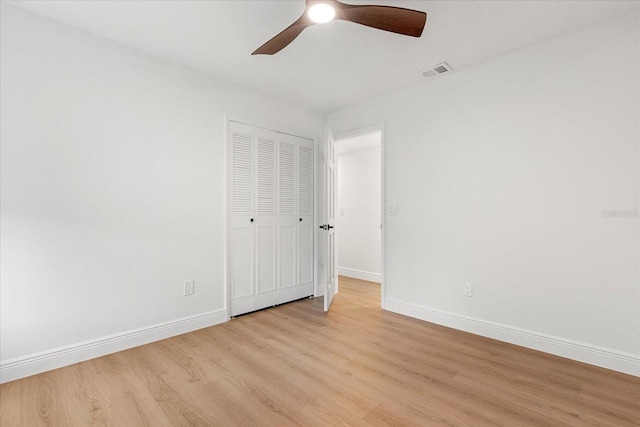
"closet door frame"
225,116,317,319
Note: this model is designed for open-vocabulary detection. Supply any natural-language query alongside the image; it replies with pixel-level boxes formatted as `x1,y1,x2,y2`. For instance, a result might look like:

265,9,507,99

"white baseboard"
0,309,227,384
338,267,381,283
384,298,640,377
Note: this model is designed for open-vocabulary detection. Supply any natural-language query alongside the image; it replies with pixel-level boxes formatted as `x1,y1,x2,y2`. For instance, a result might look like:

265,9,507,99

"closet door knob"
299,218,303,222
250,218,254,223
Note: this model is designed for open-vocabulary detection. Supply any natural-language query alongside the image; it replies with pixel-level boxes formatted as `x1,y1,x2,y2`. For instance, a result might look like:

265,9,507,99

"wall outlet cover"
464,283,472,297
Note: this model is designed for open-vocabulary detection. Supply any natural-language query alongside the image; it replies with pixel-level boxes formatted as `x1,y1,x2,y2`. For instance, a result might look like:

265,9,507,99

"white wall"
337,146,381,282
0,4,324,382
328,13,640,375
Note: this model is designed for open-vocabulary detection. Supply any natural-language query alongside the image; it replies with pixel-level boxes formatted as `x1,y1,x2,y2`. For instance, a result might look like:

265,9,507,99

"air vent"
422,62,453,79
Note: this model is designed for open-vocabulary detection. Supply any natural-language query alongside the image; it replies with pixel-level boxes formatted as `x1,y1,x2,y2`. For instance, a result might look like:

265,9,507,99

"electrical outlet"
463,283,472,297
184,280,195,296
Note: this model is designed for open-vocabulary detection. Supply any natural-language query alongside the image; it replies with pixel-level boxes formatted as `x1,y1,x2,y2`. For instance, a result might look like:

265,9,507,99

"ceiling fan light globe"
308,3,335,24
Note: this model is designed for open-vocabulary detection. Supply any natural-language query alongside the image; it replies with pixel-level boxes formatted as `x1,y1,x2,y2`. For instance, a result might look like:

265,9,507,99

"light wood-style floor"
1,276,639,426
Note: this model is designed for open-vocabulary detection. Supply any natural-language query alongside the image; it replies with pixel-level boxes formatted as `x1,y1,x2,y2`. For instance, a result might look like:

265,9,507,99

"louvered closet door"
276,134,315,305
297,140,314,293
230,123,255,314
229,121,314,316
255,130,277,308
277,138,296,298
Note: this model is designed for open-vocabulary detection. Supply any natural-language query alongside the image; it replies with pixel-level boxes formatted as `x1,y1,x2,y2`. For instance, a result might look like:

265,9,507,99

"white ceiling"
7,0,639,114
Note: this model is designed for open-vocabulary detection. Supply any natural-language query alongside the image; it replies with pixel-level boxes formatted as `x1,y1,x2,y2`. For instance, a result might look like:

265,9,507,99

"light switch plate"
184,280,195,296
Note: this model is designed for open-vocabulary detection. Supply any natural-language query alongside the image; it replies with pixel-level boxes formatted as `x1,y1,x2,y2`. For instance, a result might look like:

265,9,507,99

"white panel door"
324,129,337,312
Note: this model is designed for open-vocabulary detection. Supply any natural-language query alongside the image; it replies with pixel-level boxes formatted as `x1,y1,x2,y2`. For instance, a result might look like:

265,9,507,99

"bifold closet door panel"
229,121,314,315
297,140,314,287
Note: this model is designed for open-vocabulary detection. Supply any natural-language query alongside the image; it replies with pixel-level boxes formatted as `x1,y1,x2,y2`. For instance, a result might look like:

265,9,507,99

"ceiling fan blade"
335,3,427,38
252,1,427,55
252,14,313,55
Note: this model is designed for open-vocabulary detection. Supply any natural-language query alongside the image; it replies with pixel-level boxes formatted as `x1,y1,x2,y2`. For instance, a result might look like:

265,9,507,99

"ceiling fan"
252,0,427,55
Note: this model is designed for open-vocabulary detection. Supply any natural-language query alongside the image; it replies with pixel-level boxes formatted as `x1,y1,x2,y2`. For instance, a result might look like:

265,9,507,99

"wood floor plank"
2,276,639,426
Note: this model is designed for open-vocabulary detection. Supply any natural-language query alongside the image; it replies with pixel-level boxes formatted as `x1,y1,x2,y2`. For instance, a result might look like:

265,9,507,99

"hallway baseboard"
337,267,381,283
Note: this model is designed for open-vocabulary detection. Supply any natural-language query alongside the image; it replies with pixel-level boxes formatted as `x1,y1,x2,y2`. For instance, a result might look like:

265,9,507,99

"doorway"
334,126,385,307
